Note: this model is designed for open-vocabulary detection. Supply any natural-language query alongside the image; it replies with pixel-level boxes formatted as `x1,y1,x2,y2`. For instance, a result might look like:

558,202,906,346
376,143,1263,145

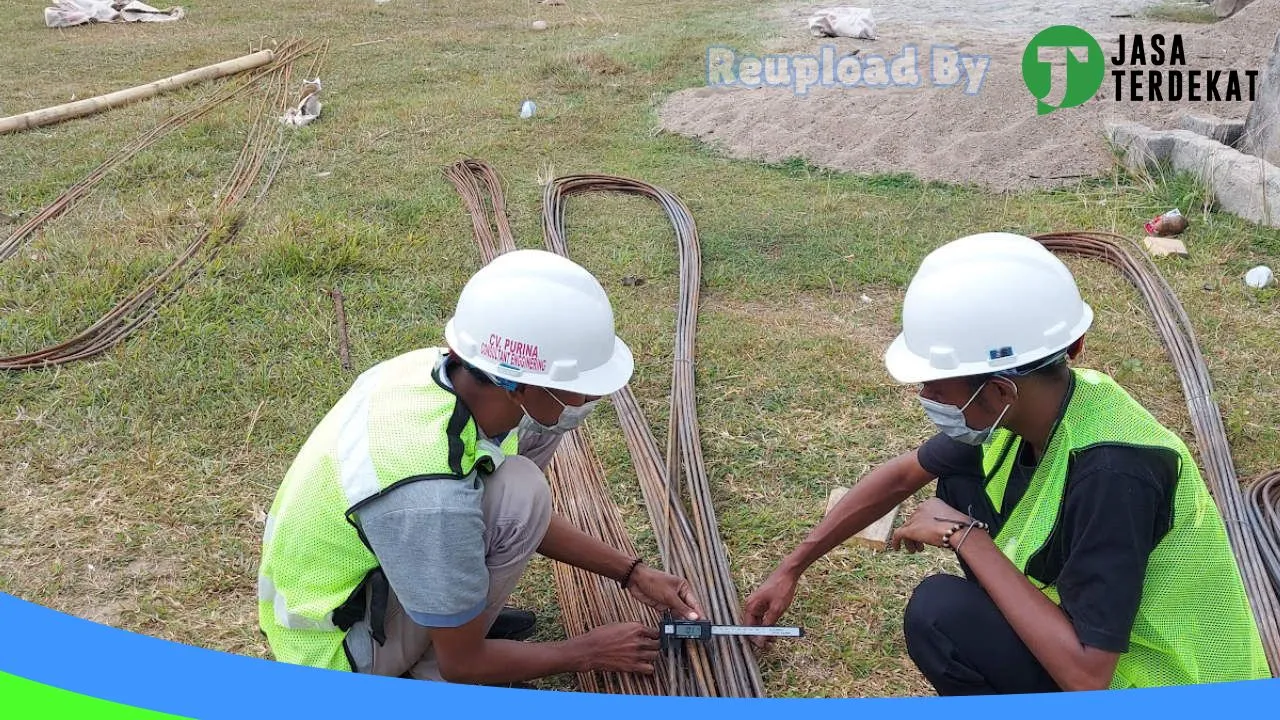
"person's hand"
742,569,799,649
626,564,704,621
571,622,661,674
890,497,973,552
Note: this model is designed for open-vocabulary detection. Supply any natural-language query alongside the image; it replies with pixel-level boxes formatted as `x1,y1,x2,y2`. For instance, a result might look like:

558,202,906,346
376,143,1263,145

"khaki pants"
344,430,560,680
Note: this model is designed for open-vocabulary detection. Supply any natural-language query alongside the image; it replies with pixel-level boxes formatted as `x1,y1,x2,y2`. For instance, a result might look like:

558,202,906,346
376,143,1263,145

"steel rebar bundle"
445,169,1280,689
0,38,328,371
1247,472,1280,614
445,160,763,696
542,175,764,698
445,159,672,695
1034,231,1280,675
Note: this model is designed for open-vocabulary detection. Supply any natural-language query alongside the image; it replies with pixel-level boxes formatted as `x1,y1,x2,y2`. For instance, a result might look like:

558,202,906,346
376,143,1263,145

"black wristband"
619,558,643,589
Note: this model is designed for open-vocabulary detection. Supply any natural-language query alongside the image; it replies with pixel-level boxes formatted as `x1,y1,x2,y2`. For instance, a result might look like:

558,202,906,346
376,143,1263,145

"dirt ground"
659,0,1280,190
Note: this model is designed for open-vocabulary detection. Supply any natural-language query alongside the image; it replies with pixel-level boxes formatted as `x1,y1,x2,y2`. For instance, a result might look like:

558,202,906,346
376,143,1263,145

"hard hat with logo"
444,249,634,396
883,232,1093,384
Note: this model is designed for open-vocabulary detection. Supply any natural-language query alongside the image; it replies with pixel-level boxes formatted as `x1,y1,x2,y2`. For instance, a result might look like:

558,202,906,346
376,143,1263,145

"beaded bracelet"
953,522,987,552
619,558,644,589
939,517,989,551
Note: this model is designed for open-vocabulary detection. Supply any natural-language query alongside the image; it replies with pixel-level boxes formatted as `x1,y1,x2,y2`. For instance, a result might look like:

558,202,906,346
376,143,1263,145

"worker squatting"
1111,34,1259,102
258,237,1271,692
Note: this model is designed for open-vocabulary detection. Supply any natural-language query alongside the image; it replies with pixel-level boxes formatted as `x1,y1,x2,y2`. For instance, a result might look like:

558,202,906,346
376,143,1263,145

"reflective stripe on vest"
262,512,277,545
258,511,340,632
258,573,336,631
335,362,388,508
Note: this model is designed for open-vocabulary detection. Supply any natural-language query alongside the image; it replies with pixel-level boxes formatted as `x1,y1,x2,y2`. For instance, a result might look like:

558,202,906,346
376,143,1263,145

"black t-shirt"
917,428,1179,654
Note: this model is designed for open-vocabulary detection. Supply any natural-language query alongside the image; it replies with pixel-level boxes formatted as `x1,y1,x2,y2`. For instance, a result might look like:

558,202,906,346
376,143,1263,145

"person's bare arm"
782,449,935,579
744,449,936,632
892,497,1122,692
538,513,642,585
954,529,1120,690
430,612,659,685
539,512,703,619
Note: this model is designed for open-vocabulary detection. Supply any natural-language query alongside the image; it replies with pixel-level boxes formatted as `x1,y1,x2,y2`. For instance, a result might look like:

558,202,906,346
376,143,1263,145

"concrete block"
825,486,898,550
1214,0,1257,18
1176,135,1280,227
1106,122,1174,172
1180,114,1245,147
1108,121,1280,228
1144,236,1189,257
1167,131,1221,177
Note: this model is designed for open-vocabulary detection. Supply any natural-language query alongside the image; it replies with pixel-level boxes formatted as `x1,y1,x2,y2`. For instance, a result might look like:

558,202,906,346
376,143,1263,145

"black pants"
901,475,1063,696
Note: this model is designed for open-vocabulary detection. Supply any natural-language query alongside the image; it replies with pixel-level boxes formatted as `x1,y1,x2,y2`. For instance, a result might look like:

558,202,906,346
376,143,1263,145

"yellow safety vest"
981,368,1269,687
256,347,519,671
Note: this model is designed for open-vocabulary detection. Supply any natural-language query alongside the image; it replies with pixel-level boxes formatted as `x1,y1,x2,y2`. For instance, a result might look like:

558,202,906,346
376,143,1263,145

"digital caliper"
659,614,804,651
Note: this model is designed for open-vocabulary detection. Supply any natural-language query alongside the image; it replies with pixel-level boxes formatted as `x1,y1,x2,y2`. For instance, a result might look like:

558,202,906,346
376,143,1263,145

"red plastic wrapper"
1145,208,1188,236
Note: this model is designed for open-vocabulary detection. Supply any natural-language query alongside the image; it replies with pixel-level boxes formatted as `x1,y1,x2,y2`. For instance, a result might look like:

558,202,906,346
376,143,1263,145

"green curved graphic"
1022,25,1105,115
0,671,191,719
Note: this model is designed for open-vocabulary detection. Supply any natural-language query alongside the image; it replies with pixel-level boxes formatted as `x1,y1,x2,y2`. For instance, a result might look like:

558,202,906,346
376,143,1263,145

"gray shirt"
352,365,511,629
355,476,490,628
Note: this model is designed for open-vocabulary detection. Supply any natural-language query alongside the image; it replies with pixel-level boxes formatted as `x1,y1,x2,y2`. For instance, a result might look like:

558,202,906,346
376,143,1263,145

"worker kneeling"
745,232,1270,693
257,249,702,684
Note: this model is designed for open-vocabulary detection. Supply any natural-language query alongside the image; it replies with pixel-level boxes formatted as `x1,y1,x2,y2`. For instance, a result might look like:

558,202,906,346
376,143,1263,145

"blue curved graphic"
0,592,1275,718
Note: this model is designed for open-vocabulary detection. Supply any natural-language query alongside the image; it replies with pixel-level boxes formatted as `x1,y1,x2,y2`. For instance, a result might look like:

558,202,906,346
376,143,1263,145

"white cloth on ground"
808,7,878,40
45,0,184,28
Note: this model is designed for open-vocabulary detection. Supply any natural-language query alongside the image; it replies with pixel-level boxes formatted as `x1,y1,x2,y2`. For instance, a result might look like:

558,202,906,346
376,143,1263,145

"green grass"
2,0,1279,700
1142,1,1221,24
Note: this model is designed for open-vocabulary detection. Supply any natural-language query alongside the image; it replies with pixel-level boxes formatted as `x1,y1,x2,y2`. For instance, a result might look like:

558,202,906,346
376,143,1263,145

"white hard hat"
444,249,634,396
883,232,1093,384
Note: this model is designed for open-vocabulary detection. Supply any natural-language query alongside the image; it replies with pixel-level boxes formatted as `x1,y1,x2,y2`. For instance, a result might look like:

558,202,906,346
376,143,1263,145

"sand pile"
658,0,1280,191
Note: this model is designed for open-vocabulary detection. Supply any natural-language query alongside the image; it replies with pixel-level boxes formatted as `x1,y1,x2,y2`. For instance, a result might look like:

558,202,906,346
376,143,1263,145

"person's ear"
505,384,529,405
991,376,1020,405
1067,337,1085,360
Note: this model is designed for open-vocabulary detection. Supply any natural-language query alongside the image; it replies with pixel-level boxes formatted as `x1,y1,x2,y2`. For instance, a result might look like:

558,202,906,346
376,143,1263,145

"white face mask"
918,379,1013,446
516,388,599,436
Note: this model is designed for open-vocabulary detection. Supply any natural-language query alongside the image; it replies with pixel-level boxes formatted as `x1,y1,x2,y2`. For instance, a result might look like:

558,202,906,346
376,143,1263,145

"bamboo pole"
0,49,276,135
